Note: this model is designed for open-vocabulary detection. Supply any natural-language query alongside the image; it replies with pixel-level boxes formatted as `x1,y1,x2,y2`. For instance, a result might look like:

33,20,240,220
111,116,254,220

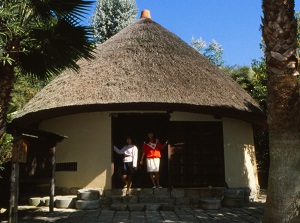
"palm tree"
0,0,95,139
262,0,300,222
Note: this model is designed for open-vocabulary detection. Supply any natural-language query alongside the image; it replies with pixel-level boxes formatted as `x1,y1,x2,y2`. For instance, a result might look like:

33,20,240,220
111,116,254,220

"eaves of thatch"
13,17,265,125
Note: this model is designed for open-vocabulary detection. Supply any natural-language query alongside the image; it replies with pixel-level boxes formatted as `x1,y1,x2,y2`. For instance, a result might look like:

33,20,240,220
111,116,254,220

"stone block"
160,203,174,211
100,197,111,206
69,187,81,195
170,188,185,198
153,188,170,196
139,195,170,203
222,198,244,208
77,189,100,200
138,188,154,195
145,203,161,211
199,198,222,210
198,189,213,198
224,189,245,199
123,195,138,204
110,203,127,211
185,189,199,198
232,187,252,203
76,199,100,210
189,197,200,205
211,188,225,198
128,203,145,211
175,197,190,205
103,189,113,197
129,188,141,195
110,195,125,204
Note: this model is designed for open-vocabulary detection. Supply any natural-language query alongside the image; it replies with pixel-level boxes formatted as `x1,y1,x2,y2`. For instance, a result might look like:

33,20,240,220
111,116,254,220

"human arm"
113,145,125,154
156,139,167,150
140,152,145,165
132,146,138,168
164,140,168,148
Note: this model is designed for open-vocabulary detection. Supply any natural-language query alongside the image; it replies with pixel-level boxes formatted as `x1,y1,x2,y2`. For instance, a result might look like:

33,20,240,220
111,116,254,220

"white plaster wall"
222,118,259,195
39,111,259,195
40,112,112,189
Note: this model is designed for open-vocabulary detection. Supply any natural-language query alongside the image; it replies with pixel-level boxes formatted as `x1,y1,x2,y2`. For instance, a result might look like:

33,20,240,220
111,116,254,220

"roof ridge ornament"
140,9,151,19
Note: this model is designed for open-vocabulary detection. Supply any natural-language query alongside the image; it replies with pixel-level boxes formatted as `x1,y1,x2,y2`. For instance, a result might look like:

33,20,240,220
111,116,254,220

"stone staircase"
26,187,253,211
101,187,226,211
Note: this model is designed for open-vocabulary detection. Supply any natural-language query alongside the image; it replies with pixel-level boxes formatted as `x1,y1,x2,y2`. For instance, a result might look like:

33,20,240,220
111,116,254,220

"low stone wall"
26,187,254,211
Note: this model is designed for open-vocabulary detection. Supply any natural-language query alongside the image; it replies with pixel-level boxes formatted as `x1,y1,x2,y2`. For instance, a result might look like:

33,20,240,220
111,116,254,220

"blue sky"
84,0,300,66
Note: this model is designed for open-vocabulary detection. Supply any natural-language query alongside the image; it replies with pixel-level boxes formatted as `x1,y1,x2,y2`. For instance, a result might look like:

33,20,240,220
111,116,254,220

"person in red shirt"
140,131,167,189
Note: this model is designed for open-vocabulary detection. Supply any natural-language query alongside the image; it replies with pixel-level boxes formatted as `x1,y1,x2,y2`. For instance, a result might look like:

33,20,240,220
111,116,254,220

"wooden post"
49,146,56,213
168,145,172,189
9,162,19,223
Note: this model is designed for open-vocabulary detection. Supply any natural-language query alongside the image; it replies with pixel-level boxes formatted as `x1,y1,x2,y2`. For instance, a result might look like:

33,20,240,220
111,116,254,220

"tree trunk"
0,65,15,139
262,0,300,222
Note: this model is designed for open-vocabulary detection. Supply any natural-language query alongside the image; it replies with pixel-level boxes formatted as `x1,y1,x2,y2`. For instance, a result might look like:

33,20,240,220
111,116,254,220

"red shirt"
142,139,164,158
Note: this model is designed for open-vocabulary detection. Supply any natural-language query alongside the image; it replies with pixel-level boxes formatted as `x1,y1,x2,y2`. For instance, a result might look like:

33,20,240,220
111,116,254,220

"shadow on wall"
243,144,260,194
225,142,259,194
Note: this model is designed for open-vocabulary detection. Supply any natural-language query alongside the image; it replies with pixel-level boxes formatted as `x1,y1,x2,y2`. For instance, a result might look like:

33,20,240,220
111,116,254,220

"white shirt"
113,145,138,167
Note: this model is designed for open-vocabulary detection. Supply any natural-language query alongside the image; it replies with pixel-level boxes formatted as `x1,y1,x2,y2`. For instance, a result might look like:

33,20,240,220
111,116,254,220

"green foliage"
191,37,225,67
9,74,54,114
222,61,267,112
250,59,267,112
0,72,54,178
254,128,269,173
0,0,95,78
0,0,95,177
296,12,300,54
0,133,12,166
90,0,138,43
223,65,254,92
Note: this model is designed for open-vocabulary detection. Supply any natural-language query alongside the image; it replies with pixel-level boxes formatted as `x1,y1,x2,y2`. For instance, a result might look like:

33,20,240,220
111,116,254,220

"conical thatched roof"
13,17,264,125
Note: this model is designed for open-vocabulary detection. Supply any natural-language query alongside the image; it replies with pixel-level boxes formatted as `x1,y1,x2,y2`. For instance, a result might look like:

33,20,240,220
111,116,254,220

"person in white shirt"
113,136,138,196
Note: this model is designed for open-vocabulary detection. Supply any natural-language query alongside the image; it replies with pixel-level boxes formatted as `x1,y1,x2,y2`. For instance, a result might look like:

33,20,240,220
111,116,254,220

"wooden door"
168,121,225,187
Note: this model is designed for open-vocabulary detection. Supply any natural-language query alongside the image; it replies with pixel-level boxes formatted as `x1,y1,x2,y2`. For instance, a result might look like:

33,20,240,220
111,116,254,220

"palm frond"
18,20,95,78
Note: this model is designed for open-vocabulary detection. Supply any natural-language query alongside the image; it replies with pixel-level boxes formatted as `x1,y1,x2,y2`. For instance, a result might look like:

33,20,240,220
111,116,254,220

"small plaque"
12,138,27,163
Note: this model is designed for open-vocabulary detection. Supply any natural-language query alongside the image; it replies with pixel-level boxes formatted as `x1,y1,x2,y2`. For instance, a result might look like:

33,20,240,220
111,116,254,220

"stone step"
100,187,252,210
199,198,222,210
76,199,101,210
77,188,100,200
110,203,175,211
27,187,253,211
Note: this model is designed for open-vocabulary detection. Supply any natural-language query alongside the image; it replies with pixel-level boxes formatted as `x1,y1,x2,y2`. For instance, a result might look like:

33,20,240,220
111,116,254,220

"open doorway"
111,113,169,189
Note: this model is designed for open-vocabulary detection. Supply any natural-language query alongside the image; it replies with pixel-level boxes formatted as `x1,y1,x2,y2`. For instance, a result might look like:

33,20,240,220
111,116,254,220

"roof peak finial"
140,9,151,19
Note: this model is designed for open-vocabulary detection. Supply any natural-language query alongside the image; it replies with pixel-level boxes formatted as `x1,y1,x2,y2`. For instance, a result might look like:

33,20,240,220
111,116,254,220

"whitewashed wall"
40,111,259,195
40,112,112,189
222,118,259,196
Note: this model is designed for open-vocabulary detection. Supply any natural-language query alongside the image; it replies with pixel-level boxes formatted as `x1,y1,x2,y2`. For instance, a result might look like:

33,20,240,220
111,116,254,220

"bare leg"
126,175,132,195
122,174,127,187
154,172,160,187
149,172,156,187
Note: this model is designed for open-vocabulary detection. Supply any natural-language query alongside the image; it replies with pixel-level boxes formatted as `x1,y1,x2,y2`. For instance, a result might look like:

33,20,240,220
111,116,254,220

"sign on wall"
12,138,28,163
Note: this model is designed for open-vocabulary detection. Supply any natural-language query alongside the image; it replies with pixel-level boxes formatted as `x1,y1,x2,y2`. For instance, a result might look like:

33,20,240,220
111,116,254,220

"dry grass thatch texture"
13,18,264,124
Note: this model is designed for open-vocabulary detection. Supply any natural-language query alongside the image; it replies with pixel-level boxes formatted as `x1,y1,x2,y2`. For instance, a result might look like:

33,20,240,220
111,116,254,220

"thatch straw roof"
13,17,264,125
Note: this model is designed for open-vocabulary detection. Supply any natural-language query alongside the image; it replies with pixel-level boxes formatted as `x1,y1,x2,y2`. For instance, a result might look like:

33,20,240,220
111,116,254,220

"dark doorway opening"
168,121,225,188
111,113,169,189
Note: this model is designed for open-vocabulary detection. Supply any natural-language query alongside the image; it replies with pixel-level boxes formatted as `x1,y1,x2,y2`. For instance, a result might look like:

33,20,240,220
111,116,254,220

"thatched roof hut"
11,12,264,194
13,15,264,125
